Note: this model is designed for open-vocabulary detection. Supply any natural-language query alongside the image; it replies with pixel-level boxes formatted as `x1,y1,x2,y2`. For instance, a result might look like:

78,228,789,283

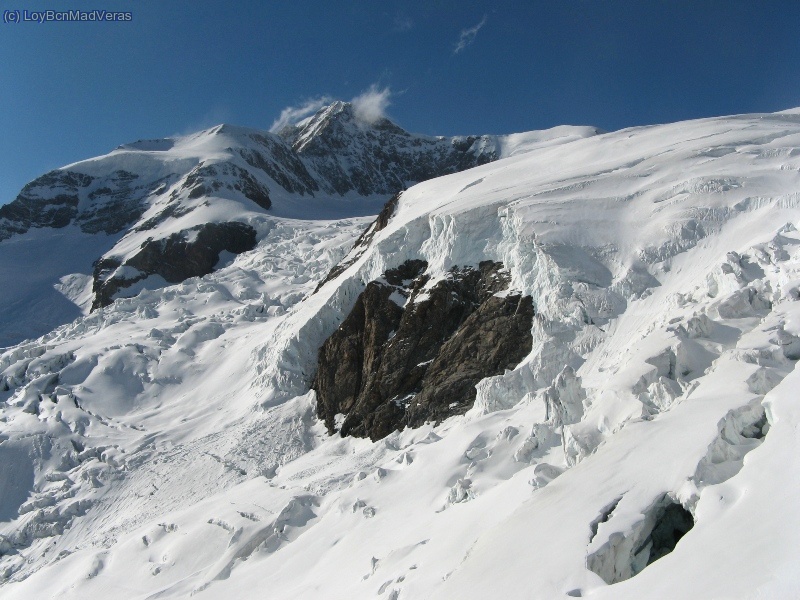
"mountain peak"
277,100,406,151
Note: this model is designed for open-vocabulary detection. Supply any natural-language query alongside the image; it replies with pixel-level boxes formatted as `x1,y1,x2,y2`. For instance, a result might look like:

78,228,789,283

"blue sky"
2,0,800,204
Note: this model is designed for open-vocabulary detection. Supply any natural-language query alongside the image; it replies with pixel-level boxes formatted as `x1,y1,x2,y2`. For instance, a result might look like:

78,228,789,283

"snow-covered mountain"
0,101,596,347
2,107,800,599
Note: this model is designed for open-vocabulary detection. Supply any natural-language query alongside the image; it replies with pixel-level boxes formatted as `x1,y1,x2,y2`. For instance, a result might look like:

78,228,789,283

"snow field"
3,110,800,598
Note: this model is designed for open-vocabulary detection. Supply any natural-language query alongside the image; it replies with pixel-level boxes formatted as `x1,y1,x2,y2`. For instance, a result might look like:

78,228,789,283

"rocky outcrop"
78,170,170,235
0,170,94,241
278,102,498,197
180,161,272,210
237,132,319,196
92,221,256,308
313,260,535,440
404,293,535,428
0,168,179,241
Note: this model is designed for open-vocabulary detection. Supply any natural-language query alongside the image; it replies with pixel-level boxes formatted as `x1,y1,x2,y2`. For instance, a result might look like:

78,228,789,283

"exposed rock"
0,169,176,241
0,170,94,241
313,260,425,438
238,133,319,196
313,260,535,440
181,162,272,210
278,102,497,197
77,170,159,235
92,222,257,308
0,100,506,319
134,201,196,232
404,293,535,428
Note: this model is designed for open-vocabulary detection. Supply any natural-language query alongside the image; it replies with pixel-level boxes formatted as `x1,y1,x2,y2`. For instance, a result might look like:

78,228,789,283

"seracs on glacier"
1,108,800,598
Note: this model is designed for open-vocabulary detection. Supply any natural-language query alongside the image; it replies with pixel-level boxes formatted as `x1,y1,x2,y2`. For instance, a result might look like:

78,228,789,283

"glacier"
0,107,799,598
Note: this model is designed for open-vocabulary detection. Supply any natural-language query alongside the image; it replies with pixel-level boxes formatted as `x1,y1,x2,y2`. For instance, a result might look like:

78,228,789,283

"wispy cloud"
393,14,413,32
351,84,392,124
269,85,392,131
269,96,332,132
453,15,487,54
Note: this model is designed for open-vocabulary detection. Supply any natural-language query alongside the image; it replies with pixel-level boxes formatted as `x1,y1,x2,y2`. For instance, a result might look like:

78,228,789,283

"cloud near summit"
351,85,392,124
271,85,392,132
269,96,332,132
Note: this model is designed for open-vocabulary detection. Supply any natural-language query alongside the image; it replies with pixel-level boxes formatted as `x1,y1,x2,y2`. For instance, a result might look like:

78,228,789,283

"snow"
0,226,120,347
2,108,800,598
53,273,94,315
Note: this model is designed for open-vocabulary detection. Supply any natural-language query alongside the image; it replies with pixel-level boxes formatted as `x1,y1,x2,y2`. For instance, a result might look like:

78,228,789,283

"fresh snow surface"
2,110,800,598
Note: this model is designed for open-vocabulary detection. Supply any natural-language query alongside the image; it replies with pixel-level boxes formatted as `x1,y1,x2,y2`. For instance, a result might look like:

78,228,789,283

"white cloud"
269,86,392,132
269,96,332,132
453,15,487,54
351,85,392,124
394,14,413,32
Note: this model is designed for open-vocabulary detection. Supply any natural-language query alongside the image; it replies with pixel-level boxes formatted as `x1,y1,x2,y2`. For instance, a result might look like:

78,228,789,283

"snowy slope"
1,109,800,599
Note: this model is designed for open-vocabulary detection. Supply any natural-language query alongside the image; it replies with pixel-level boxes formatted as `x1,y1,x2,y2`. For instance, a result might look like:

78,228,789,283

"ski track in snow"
2,111,800,598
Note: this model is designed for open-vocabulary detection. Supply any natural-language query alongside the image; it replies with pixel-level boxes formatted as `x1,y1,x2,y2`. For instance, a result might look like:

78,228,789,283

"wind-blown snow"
269,97,334,133
351,85,392,124
2,109,800,598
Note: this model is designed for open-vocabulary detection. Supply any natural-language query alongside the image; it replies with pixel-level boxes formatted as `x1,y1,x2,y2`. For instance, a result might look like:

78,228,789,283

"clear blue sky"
2,0,800,204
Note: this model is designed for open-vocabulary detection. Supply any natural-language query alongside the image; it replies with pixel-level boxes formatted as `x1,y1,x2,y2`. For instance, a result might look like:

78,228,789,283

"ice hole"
640,502,694,565
587,496,694,584
741,413,768,440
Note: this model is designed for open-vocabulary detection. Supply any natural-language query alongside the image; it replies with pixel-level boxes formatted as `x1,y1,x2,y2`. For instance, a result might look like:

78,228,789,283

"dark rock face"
134,201,196,232
133,161,272,234
180,161,272,210
0,168,171,241
404,293,536,427
278,102,497,197
78,170,157,234
313,260,534,440
92,221,256,308
0,170,94,240
238,133,319,196
91,256,123,306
